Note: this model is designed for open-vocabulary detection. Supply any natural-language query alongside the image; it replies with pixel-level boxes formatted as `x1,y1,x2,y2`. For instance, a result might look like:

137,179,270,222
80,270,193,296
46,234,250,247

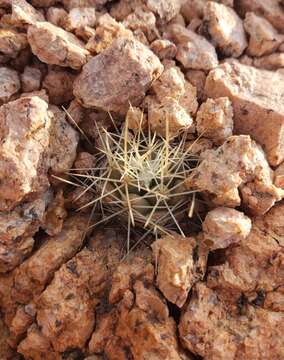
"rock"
274,162,284,189
186,135,284,215
0,67,20,103
43,68,75,105
196,97,233,145
152,65,185,101
64,7,96,32
151,234,207,307
186,69,206,101
203,1,247,57
11,0,44,26
148,96,193,138
167,24,218,71
9,304,35,342
20,89,49,102
236,0,284,33
126,106,147,133
74,37,163,114
0,29,28,59
21,66,42,92
27,22,90,70
48,105,79,174
74,151,96,172
253,53,284,71
66,99,85,125
0,96,51,211
0,316,14,359
145,0,183,22
205,61,284,166
46,7,68,27
244,12,284,57
43,189,67,236
202,207,252,250
12,215,88,305
150,39,177,60
62,0,110,10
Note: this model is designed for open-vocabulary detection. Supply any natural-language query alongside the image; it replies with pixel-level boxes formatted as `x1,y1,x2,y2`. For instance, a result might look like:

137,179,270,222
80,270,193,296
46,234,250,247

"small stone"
27,22,90,70
66,99,85,125
203,1,247,57
145,0,183,22
196,97,233,145
46,7,68,27
202,207,252,250
21,66,42,93
0,29,28,59
253,53,284,71
11,0,44,26
43,68,75,105
150,39,177,60
74,37,163,114
152,65,185,101
167,24,218,71
62,0,110,10
274,163,284,189
244,12,284,57
126,106,147,133
186,69,206,101
0,67,20,103
64,7,96,32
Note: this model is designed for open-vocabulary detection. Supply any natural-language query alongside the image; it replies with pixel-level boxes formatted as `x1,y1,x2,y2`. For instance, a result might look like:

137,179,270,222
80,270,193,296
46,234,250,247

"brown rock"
205,61,284,166
21,66,42,92
65,99,86,125
187,135,283,215
62,0,110,10
151,234,207,307
0,67,20,103
0,96,51,211
203,1,247,57
0,29,28,59
74,37,163,114
43,189,67,236
20,89,49,102
253,53,284,71
43,68,75,105
64,7,96,33
196,97,233,145
167,24,218,71
46,7,68,27
27,22,89,70
244,12,284,57
145,0,183,22
0,316,14,359
186,69,206,101
9,304,35,341
274,162,284,189
202,207,252,250
11,0,44,26
150,39,177,60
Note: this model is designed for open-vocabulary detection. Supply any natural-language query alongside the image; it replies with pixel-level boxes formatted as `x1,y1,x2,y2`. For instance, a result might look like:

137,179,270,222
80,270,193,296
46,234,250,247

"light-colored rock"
254,53,284,71
62,0,110,10
43,68,75,105
187,135,284,215
203,1,247,58
152,65,185,101
196,97,233,144
202,207,252,250
20,89,49,102
146,0,183,22
64,7,96,32
150,39,177,60
274,162,284,189
11,0,44,26
126,106,147,133
244,12,284,57
0,96,51,211
46,7,68,27
0,29,28,59
167,24,218,71
148,97,193,138
43,189,67,236
0,67,20,103
186,69,206,101
205,61,284,166
66,99,85,125
27,22,89,70
152,234,207,307
21,66,42,92
74,37,163,114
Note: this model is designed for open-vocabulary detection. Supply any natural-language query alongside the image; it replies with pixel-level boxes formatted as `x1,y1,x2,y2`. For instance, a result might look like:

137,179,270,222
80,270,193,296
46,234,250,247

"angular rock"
27,22,89,70
21,66,42,93
11,0,44,26
196,97,233,144
146,0,183,22
62,0,110,10
64,7,96,32
205,61,284,166
151,234,207,307
74,37,163,114
43,189,67,236
0,96,51,211
244,12,284,57
186,135,283,215
186,69,206,101
0,29,28,59
0,67,20,104
253,53,284,71
203,1,247,57
167,24,218,71
150,39,177,60
202,207,252,250
46,7,68,27
43,68,75,105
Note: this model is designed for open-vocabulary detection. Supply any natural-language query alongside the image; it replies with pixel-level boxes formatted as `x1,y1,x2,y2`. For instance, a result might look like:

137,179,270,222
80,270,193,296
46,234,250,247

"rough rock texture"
21,66,42,93
150,39,177,60
27,22,90,70
203,1,247,58
196,97,233,144
11,0,45,26
0,29,28,60
202,207,252,250
46,7,68,27
244,12,284,57
0,67,21,103
187,135,284,215
205,61,284,166
64,7,97,33
152,234,208,307
167,24,218,71
74,37,163,114
253,53,284,71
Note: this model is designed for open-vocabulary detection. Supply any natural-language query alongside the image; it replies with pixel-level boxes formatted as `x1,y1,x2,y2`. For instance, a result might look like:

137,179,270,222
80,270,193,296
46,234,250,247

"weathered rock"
196,97,233,144
27,22,90,70
21,66,42,92
43,68,75,105
43,189,67,236
186,69,206,101
74,37,163,114
146,0,183,22
20,89,49,102
253,53,284,71
11,0,44,26
151,234,207,307
150,39,177,60
0,29,28,59
244,12,284,57
274,162,284,189
203,1,247,57
62,0,110,10
46,7,68,27
167,24,218,71
205,61,284,166
187,135,283,215
0,96,51,211
0,67,20,103
0,316,14,359
202,207,252,250
64,7,96,33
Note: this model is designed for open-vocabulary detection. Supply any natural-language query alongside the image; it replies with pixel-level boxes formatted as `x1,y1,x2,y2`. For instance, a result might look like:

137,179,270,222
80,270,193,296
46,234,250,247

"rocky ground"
1,0,284,359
